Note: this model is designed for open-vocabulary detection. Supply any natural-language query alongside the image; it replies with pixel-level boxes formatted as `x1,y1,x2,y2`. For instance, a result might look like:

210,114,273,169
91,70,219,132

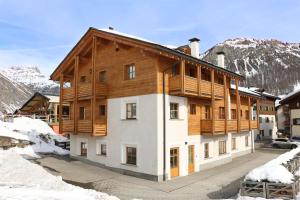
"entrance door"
188,145,195,174
81,142,87,157
170,147,179,178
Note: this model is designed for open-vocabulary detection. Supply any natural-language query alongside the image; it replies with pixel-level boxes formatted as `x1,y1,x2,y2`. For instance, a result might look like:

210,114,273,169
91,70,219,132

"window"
126,103,136,119
79,107,85,120
245,136,249,147
171,63,180,76
170,103,179,119
187,67,197,78
266,117,270,123
260,106,262,111
266,106,269,111
190,104,196,115
269,129,272,136
259,117,262,123
125,64,135,80
240,110,243,118
126,147,136,165
216,75,224,85
245,110,249,120
81,142,87,157
99,105,106,116
219,107,225,119
101,144,107,156
293,118,300,125
231,109,237,119
205,106,211,119
271,107,274,111
201,69,211,81
204,143,209,158
219,140,226,155
99,71,106,83
260,130,264,137
80,76,86,83
232,138,236,150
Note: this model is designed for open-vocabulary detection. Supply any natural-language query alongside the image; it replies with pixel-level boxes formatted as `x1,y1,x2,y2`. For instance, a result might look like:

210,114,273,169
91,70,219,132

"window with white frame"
125,64,136,80
126,103,136,119
219,140,226,155
170,103,179,119
96,142,107,156
126,147,137,165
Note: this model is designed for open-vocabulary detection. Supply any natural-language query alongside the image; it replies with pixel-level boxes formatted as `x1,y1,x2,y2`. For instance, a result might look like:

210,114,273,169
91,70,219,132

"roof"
50,27,244,80
280,88,300,104
15,92,51,114
45,95,59,103
231,84,262,98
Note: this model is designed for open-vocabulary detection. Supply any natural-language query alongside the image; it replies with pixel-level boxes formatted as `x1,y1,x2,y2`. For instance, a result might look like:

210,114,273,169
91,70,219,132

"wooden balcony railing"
78,83,92,98
240,120,250,130
61,119,74,133
78,120,92,133
184,76,198,94
201,119,225,134
215,120,225,132
214,83,224,98
200,80,212,96
169,75,181,93
62,87,75,101
94,124,107,136
227,120,237,132
250,120,258,129
95,83,108,97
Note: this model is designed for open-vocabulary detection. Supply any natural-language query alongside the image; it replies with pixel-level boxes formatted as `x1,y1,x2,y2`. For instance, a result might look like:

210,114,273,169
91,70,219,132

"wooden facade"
51,28,260,136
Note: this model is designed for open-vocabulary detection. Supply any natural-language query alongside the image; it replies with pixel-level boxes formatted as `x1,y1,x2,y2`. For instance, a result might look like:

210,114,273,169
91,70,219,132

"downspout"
162,71,166,181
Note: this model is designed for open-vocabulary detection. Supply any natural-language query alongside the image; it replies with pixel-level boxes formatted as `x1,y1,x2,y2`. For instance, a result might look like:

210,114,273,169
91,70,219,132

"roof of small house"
280,88,300,104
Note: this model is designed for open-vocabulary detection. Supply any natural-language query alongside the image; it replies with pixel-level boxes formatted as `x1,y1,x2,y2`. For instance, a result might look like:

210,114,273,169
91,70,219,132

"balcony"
214,83,224,98
240,120,250,130
184,76,198,94
61,119,74,133
94,123,107,136
227,120,237,132
95,83,108,97
250,120,258,129
200,80,212,97
201,119,225,134
62,87,75,101
78,83,92,98
78,120,92,133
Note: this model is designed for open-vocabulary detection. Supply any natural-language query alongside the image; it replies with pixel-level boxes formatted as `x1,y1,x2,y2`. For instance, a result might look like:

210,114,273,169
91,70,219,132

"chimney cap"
216,51,225,55
189,37,200,42
108,26,114,30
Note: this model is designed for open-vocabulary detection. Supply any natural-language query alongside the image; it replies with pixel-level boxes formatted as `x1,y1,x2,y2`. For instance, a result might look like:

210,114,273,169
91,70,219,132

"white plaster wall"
291,109,300,136
259,114,278,139
277,107,286,131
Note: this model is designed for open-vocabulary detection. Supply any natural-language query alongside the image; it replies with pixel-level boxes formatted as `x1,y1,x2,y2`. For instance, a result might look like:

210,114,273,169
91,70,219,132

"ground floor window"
204,143,209,158
126,147,137,165
259,130,264,137
97,143,107,156
219,140,226,155
232,138,236,150
245,136,249,147
80,142,87,157
269,129,272,136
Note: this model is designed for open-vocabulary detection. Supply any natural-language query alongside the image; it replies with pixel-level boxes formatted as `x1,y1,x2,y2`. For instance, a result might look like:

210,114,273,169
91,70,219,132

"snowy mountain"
0,72,32,113
0,66,59,95
203,38,300,95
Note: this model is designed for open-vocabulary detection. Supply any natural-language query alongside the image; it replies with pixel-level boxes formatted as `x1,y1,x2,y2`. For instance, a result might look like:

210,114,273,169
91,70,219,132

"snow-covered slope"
203,38,300,95
0,72,32,113
1,66,59,94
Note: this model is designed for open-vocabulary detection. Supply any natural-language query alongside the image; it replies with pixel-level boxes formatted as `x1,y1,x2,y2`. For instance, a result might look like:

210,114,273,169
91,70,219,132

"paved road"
35,148,286,200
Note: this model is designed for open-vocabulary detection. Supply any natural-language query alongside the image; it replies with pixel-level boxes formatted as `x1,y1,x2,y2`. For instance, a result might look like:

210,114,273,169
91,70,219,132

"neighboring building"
50,28,259,181
280,89,300,137
276,103,290,135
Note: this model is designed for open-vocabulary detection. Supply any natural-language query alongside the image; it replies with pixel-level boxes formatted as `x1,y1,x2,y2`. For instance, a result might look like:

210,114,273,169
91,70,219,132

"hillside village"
1,1,300,200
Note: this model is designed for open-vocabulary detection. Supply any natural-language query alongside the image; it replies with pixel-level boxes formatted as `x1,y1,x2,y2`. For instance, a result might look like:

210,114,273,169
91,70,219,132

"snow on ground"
0,117,69,157
245,147,300,184
0,150,119,200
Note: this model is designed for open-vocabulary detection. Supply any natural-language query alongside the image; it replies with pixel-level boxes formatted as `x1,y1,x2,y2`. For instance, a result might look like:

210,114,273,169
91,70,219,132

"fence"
2,114,70,125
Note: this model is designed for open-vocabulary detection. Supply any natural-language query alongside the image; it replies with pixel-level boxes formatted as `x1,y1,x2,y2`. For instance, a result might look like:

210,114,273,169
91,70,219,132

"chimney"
109,26,114,30
216,51,225,68
189,38,200,59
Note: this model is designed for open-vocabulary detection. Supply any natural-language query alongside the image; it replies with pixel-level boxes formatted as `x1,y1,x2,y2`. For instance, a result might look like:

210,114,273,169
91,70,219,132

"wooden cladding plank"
250,120,258,129
77,120,92,133
201,120,212,133
227,120,237,131
240,120,250,130
185,76,198,93
78,83,92,97
169,75,181,91
62,120,74,133
95,83,108,97
62,87,75,100
200,80,212,96
214,84,224,97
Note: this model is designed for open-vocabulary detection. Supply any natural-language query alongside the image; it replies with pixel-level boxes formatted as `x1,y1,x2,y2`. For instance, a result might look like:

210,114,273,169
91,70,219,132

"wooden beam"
211,69,215,135
59,73,64,135
74,56,79,134
236,79,240,133
224,75,228,134
248,97,251,130
198,66,201,96
91,36,97,136
181,60,185,94
256,99,260,129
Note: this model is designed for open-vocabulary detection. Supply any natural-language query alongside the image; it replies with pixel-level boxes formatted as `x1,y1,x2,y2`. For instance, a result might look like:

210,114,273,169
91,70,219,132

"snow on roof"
280,87,300,102
231,84,261,97
45,95,59,103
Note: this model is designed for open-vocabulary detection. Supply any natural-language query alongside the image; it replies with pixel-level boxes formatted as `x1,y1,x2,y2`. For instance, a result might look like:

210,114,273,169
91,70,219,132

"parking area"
35,148,286,200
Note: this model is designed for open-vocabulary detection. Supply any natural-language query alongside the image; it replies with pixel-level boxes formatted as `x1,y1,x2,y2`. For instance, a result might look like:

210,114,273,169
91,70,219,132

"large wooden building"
51,27,260,181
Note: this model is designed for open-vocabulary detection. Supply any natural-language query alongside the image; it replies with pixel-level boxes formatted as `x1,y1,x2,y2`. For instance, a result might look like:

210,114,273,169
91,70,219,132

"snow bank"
0,117,69,157
0,150,119,200
245,147,300,183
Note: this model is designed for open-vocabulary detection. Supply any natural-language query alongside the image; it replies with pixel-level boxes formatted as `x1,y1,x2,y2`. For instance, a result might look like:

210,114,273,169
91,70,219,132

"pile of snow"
0,117,69,157
0,150,119,200
245,147,300,184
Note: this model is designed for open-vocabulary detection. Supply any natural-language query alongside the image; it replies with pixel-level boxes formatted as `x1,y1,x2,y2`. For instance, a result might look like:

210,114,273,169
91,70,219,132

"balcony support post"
91,36,97,136
211,70,215,134
248,97,251,130
59,73,63,135
257,99,260,129
224,75,228,133
181,60,185,94
74,56,79,134
236,79,240,133
197,66,201,96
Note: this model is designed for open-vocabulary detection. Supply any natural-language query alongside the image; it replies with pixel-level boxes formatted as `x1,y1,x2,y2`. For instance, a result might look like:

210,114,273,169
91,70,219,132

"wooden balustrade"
169,75,181,93
214,83,224,98
94,124,107,136
61,120,74,133
250,120,258,129
95,83,108,97
62,87,75,101
215,120,225,132
240,120,250,130
201,119,212,133
78,83,92,98
184,76,198,94
78,120,92,133
227,120,237,132
200,80,212,96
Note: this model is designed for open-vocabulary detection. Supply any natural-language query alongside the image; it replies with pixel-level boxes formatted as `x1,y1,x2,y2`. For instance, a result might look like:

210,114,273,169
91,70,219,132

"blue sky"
0,0,299,75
